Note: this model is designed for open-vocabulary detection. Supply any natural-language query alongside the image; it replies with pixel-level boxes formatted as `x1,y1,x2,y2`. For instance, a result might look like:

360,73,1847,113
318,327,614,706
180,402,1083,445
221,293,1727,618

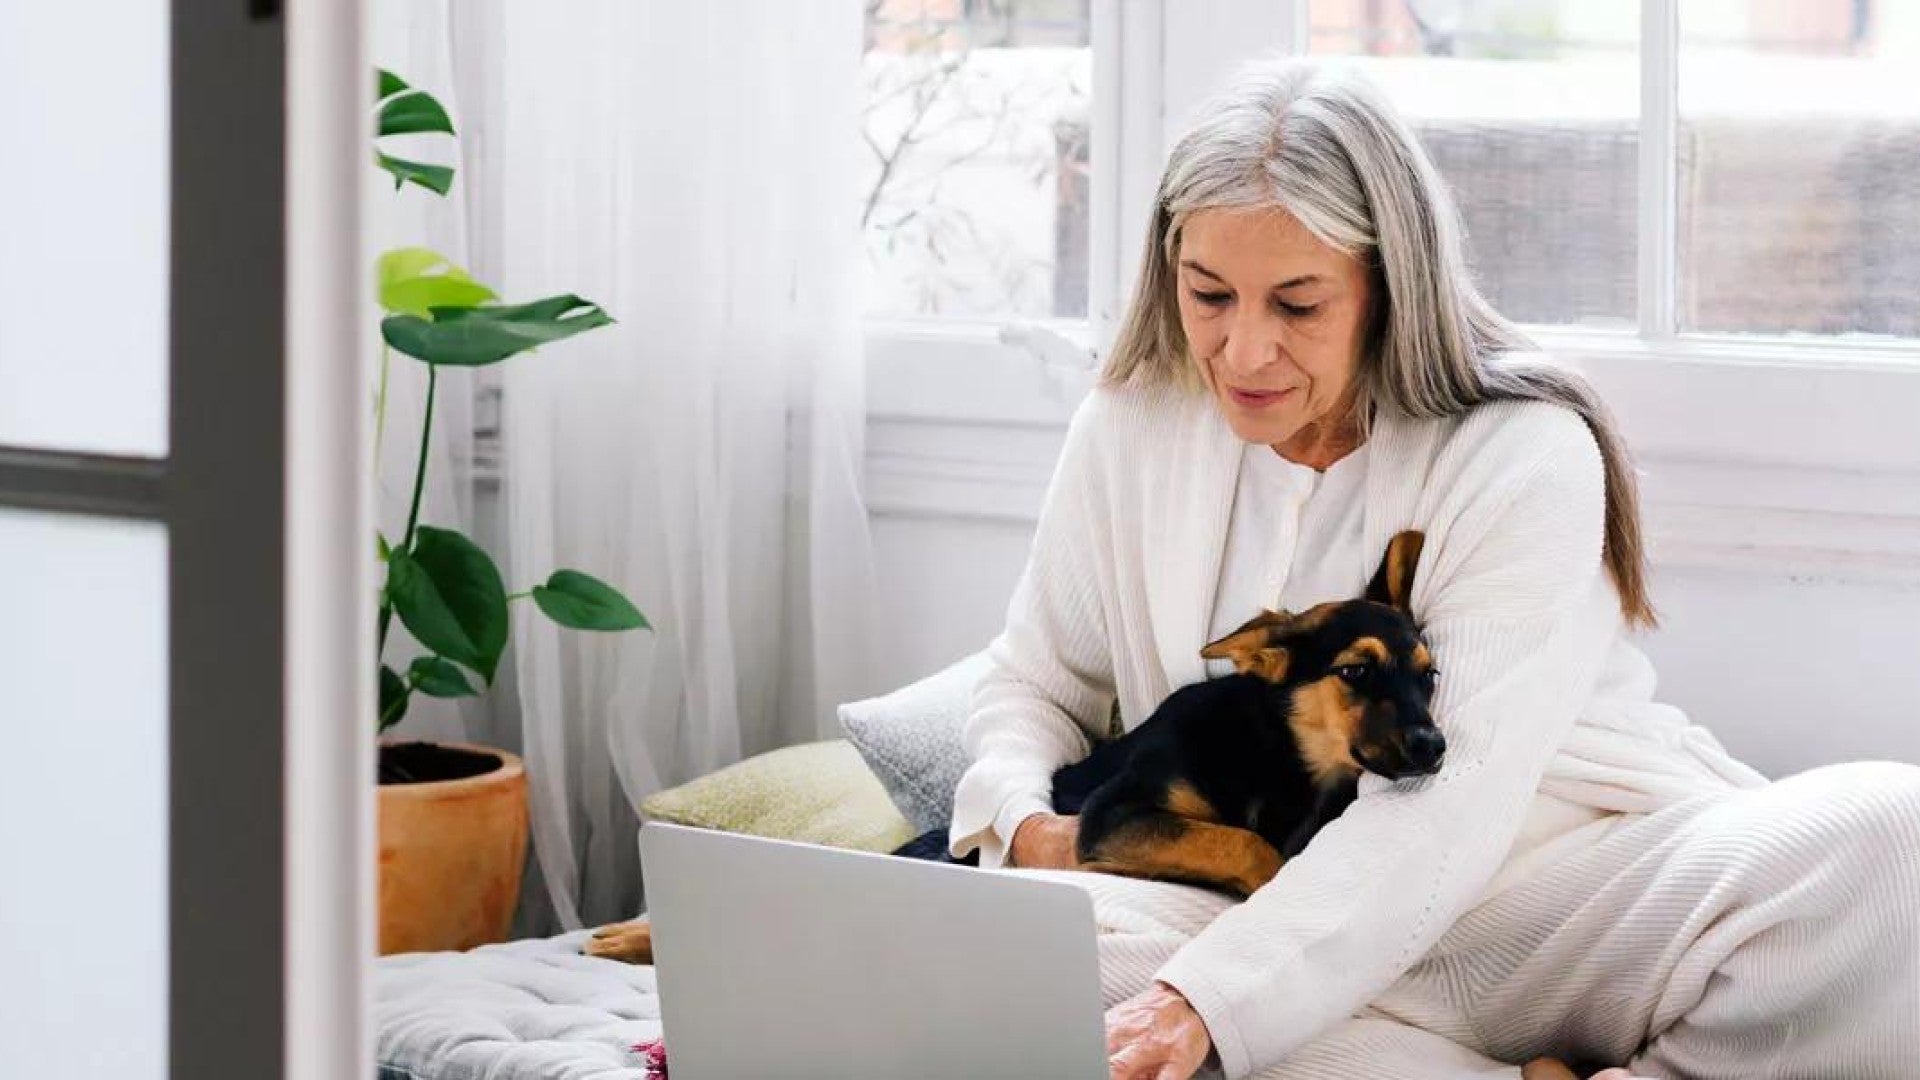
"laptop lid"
640,822,1108,1080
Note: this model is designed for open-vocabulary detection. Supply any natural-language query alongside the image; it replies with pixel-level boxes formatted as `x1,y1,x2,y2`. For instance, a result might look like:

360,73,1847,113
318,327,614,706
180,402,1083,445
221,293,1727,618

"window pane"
0,508,167,1079
1310,0,1638,328
1678,2,1918,340
0,2,170,457
862,0,1092,319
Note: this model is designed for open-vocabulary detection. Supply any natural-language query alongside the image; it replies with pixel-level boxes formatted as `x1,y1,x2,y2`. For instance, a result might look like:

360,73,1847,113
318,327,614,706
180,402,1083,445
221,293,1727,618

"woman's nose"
1219,313,1283,378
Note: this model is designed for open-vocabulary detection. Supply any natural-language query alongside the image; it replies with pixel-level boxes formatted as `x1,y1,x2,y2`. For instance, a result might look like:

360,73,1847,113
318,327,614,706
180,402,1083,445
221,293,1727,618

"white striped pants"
1036,761,1920,1079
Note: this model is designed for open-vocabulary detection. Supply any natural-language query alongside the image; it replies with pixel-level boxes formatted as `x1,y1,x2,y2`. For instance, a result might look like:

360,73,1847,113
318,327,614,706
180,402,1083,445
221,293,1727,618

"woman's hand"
1009,812,1081,870
1105,981,1213,1080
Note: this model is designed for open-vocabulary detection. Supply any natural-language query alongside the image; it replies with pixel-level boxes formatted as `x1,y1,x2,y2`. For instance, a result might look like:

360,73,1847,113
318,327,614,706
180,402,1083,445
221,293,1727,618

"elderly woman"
945,58,1920,1080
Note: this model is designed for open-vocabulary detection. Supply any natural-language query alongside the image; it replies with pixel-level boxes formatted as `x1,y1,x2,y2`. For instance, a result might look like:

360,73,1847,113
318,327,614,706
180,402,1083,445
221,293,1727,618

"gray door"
0,4,368,1077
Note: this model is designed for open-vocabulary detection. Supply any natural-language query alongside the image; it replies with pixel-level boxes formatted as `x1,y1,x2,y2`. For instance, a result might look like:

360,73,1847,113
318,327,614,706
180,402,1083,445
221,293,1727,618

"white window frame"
866,0,1920,583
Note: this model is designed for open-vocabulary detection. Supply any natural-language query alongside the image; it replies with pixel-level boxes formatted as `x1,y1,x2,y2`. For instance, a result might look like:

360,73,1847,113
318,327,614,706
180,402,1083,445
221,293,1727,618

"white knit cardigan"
947,379,1766,1077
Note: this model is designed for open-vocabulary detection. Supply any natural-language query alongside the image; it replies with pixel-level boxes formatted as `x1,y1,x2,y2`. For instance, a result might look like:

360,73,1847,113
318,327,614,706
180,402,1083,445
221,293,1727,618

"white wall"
864,340,1920,778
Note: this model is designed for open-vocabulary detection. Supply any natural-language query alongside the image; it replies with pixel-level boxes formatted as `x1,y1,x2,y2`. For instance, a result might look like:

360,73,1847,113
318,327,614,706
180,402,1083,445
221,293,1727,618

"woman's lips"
1228,387,1294,408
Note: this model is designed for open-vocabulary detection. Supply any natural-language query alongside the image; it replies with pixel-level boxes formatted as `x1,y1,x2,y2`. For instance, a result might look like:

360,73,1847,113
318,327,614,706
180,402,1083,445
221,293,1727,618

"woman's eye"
1190,289,1231,308
1277,300,1320,318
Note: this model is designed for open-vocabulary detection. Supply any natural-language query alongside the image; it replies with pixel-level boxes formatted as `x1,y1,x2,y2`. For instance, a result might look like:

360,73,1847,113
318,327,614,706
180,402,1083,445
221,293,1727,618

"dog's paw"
1229,851,1284,898
583,919,654,964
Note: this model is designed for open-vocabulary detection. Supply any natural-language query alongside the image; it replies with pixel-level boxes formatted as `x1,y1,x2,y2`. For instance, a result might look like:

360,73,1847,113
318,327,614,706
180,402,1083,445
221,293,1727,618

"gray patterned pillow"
838,651,993,835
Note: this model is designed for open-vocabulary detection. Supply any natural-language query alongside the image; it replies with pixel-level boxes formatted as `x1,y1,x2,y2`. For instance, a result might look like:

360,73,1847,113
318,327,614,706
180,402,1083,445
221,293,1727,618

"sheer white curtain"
480,1,882,932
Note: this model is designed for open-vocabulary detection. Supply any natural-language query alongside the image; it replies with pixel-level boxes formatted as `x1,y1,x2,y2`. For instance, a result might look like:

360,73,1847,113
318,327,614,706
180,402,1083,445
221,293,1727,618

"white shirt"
1205,441,1371,675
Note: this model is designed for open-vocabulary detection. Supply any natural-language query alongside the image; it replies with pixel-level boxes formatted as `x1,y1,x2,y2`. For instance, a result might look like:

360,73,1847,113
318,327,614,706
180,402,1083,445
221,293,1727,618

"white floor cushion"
376,928,660,1080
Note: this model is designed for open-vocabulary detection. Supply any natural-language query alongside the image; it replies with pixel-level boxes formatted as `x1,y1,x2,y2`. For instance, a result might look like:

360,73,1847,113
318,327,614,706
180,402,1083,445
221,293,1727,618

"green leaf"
387,527,509,682
377,248,496,318
532,570,649,632
409,656,480,698
379,663,410,732
377,531,391,562
377,69,409,100
381,295,614,367
378,88,455,138
374,150,454,195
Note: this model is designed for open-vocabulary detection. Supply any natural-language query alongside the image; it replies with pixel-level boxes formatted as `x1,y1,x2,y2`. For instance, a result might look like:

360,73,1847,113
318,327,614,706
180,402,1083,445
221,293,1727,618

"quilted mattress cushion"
376,927,660,1080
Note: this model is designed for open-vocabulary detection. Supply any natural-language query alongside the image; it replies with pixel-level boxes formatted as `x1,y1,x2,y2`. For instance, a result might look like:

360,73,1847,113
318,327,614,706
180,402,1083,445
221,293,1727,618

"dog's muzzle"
1401,726,1446,775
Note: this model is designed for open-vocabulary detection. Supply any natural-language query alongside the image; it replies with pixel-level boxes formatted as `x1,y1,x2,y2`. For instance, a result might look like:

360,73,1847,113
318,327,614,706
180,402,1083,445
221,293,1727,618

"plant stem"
374,342,392,463
377,363,437,658
403,363,437,552
507,590,532,602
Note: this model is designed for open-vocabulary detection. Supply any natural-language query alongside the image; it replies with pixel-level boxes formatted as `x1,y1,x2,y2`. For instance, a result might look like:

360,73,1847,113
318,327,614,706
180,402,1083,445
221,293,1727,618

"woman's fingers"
1103,983,1211,1080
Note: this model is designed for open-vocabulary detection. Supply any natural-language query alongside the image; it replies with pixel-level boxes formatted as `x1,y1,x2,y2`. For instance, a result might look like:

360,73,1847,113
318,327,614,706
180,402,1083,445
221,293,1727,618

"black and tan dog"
1055,529,1442,898
585,531,1440,962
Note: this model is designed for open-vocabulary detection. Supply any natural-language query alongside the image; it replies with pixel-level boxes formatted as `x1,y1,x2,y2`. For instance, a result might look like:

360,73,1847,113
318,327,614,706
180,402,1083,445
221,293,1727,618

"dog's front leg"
1078,811,1283,898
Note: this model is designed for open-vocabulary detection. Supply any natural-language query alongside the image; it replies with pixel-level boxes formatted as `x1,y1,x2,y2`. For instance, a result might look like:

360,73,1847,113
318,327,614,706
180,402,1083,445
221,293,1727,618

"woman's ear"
1366,530,1424,613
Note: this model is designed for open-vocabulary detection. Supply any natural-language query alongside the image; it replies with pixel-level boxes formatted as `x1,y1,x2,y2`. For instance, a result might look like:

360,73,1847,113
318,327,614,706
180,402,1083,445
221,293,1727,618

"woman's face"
1174,205,1374,459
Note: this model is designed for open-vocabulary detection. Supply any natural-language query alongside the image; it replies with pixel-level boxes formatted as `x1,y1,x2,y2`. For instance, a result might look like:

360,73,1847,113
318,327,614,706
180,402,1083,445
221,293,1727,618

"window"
0,2,170,455
1309,0,1641,329
861,0,1093,319
867,0,1920,465
1306,0,1919,344
1678,1,1919,339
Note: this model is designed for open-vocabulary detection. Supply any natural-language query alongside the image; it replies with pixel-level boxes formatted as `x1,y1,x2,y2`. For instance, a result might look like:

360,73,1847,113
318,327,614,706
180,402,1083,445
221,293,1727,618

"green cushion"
639,739,917,854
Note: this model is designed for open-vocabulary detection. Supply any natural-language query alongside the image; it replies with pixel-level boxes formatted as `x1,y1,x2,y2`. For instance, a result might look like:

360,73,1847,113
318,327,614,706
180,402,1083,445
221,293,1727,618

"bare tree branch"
860,49,968,227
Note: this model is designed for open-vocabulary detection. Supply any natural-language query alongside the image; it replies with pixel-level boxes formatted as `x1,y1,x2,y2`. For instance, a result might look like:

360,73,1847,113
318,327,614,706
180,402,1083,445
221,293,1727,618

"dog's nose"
1404,727,1446,773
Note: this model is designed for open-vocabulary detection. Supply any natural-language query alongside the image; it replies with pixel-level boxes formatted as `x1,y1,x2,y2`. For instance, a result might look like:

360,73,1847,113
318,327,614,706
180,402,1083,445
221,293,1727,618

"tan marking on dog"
1247,647,1291,682
1413,642,1433,671
1081,818,1283,898
1200,609,1289,660
1164,781,1221,823
1367,530,1425,612
584,918,654,965
1199,639,1292,682
1333,637,1389,667
1289,678,1363,784
1520,1059,1582,1080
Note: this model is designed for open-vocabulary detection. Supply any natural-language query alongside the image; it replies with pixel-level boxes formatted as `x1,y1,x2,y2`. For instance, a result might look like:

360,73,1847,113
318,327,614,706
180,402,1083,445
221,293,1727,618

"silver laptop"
640,821,1108,1079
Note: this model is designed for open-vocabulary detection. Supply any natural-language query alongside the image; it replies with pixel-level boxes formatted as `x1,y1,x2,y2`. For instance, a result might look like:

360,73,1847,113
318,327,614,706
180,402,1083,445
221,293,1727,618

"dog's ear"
1366,530,1424,614
1200,608,1293,681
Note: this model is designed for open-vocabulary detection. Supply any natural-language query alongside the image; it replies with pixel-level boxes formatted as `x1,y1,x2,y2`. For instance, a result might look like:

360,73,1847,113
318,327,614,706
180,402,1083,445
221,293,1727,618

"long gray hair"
1103,58,1654,628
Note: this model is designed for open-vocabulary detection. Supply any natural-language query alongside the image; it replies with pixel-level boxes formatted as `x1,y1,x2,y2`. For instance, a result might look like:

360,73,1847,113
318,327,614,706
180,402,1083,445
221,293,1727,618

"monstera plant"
373,69,645,954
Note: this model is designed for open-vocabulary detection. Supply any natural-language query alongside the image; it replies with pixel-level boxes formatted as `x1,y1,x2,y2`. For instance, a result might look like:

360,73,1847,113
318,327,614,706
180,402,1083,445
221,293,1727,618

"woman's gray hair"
1103,57,1655,628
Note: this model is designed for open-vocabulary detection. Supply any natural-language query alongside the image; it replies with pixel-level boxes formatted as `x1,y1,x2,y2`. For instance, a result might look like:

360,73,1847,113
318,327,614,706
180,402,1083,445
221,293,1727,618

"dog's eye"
1335,664,1370,684
1421,669,1440,690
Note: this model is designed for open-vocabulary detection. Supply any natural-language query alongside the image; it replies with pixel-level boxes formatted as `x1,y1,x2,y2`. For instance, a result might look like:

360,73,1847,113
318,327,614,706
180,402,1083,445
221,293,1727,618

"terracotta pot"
378,740,529,955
